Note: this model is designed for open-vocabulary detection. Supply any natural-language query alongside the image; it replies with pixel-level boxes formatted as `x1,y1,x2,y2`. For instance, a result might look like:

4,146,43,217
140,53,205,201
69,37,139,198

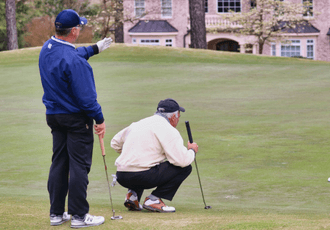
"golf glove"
111,174,117,187
96,37,113,53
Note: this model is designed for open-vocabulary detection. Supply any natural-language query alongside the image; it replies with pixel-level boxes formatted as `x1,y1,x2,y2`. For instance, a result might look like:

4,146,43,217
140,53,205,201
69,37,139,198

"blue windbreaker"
39,36,104,123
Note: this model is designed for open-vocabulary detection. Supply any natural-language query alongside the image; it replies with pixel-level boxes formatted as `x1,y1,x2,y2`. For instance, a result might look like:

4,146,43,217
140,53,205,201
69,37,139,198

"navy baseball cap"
157,98,185,113
55,9,87,29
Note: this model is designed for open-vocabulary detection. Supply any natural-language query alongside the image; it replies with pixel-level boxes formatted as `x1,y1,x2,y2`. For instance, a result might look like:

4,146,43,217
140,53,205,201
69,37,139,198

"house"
123,0,330,61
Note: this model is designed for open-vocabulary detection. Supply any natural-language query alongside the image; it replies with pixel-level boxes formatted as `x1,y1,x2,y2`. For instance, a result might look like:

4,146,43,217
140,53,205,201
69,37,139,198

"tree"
5,0,18,50
113,0,123,43
98,0,123,41
94,0,153,42
34,0,99,41
189,0,206,49
1,0,33,51
35,0,93,18
222,0,313,54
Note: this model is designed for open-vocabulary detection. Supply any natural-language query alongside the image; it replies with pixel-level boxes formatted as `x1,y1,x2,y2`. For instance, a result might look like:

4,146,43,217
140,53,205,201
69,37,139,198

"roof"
128,20,178,33
327,28,330,36
276,21,320,34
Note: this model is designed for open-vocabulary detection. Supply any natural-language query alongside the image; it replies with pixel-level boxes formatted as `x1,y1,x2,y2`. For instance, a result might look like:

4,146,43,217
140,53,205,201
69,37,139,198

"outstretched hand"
94,122,106,139
96,37,112,53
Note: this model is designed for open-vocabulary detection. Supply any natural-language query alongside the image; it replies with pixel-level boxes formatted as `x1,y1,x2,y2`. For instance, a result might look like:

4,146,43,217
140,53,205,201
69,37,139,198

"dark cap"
157,98,185,113
55,9,87,29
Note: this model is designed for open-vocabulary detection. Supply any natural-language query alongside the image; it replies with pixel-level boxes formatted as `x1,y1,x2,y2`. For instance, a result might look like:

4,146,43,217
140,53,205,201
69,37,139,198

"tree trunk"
115,21,123,43
258,40,264,54
5,0,18,50
114,0,124,43
189,0,207,49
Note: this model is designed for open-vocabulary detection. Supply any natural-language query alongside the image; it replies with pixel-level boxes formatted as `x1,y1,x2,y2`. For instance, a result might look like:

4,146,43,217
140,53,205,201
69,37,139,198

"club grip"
99,136,106,156
185,121,193,143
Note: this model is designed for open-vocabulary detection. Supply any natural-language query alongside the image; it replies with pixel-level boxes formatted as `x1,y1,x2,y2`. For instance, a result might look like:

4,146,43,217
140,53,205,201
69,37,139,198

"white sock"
148,194,159,201
128,189,138,201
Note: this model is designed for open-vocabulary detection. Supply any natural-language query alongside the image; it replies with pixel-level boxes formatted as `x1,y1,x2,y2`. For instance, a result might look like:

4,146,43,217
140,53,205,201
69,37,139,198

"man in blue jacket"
39,9,112,228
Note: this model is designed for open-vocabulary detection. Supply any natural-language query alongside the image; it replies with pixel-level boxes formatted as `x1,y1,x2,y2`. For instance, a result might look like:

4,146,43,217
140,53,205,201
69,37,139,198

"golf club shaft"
185,121,208,207
99,136,115,217
193,157,207,207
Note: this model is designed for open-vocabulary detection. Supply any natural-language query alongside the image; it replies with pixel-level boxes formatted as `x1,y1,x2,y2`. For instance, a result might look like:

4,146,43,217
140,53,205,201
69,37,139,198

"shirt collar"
51,36,75,48
155,112,170,123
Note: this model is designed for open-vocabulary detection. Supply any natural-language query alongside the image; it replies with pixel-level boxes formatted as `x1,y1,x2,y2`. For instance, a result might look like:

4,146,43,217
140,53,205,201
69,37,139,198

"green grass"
1,44,330,229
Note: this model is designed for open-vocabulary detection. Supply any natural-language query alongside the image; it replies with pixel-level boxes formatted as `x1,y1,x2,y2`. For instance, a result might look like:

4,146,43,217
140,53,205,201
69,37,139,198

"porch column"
239,44,245,53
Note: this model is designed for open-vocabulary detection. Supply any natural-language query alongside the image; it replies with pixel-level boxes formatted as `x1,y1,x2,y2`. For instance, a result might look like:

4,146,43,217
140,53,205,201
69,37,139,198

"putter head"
204,206,212,209
111,215,123,220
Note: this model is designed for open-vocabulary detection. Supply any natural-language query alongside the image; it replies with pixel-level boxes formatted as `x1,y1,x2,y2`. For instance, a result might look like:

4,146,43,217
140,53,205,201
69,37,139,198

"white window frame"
217,0,241,13
165,39,173,47
135,0,145,18
139,39,160,46
132,38,137,44
271,43,276,56
306,39,314,59
281,40,301,58
161,0,172,18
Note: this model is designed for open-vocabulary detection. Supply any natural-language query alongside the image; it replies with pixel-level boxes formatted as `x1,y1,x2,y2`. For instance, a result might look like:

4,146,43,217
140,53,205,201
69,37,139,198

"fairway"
1,44,330,229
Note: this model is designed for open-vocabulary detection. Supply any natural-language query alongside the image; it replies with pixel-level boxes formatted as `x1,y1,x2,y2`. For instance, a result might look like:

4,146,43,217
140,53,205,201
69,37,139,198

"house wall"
312,0,330,61
203,0,330,60
123,0,330,61
123,0,189,47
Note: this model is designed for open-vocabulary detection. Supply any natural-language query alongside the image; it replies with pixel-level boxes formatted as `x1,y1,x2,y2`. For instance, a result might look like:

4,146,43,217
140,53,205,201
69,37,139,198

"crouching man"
111,98,198,213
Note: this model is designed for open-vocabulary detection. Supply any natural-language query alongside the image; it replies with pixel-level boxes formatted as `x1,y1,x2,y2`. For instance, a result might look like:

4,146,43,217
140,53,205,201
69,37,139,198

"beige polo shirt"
111,114,195,172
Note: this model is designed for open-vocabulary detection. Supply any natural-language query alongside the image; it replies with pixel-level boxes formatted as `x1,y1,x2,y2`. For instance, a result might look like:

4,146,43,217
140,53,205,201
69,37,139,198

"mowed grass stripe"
1,44,330,229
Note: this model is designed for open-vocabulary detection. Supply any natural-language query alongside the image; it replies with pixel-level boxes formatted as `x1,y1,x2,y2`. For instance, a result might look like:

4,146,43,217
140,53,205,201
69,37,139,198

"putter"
185,121,212,210
99,136,123,220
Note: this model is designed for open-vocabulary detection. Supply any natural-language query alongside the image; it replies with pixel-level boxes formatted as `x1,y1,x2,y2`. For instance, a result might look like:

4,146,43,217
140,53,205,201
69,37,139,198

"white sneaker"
71,213,105,228
143,197,175,213
50,212,71,226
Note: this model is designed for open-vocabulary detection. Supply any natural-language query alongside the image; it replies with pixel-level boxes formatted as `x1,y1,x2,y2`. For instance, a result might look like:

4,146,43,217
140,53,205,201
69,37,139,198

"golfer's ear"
72,27,79,35
168,114,174,125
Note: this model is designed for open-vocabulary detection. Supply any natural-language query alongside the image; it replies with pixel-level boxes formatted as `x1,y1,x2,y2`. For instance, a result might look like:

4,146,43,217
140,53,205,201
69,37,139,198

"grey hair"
162,111,179,119
55,27,74,37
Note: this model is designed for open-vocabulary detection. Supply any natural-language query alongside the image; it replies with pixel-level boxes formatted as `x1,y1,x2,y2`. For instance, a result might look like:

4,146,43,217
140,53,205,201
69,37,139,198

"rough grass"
1,44,330,229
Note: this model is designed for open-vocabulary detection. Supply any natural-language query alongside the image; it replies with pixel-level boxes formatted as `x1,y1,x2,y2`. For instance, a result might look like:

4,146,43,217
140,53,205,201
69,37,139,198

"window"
132,38,137,44
217,0,241,13
245,44,253,54
271,43,276,56
281,40,301,57
135,0,145,18
250,0,256,9
140,39,160,46
303,0,313,17
306,39,314,59
165,39,173,47
205,0,208,13
161,0,172,17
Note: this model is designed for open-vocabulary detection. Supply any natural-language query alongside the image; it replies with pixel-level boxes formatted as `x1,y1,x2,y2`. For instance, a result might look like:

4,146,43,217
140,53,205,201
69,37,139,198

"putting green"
1,44,330,229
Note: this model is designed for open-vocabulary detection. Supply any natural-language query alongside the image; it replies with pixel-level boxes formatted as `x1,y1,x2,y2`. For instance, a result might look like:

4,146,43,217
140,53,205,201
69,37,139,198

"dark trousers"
116,161,192,202
46,114,94,216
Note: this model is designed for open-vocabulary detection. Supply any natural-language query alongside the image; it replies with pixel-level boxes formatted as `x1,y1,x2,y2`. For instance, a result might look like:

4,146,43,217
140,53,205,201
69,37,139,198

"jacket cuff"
94,113,104,124
92,44,99,55
95,117,104,124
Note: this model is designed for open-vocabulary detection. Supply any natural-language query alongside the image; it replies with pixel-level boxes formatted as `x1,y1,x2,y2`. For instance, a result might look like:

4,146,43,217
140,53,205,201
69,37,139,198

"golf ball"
328,177,330,182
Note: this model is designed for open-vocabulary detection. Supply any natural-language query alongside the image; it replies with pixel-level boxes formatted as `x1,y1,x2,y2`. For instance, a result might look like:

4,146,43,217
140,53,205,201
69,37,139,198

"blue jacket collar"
51,36,75,48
